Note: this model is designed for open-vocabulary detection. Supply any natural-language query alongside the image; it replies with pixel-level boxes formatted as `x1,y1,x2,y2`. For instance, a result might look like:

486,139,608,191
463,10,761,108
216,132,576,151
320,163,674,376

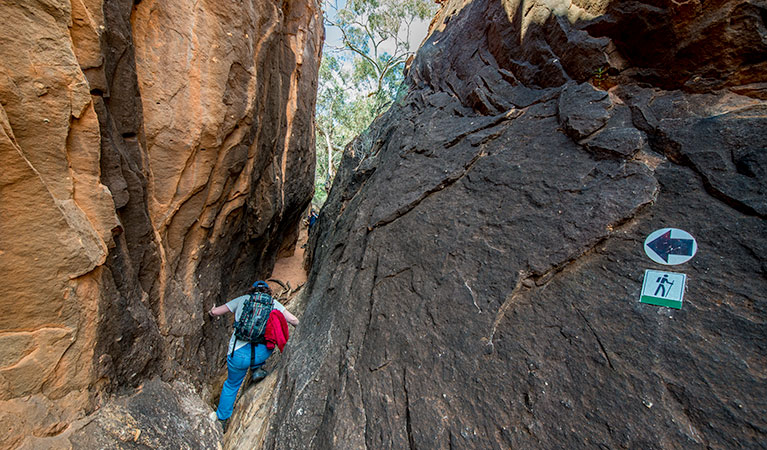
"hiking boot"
210,411,228,434
251,368,268,382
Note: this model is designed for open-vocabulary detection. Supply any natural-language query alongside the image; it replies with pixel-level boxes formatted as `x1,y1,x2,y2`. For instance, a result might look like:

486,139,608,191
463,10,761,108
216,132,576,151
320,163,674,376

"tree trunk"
324,130,334,185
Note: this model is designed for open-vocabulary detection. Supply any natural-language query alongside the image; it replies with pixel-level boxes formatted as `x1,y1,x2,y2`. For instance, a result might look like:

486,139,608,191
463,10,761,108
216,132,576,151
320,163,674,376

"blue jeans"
216,343,273,420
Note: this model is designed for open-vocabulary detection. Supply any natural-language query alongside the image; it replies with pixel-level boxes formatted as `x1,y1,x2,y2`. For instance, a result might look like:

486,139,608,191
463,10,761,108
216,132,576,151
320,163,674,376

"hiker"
654,274,675,297
208,281,299,432
308,209,318,230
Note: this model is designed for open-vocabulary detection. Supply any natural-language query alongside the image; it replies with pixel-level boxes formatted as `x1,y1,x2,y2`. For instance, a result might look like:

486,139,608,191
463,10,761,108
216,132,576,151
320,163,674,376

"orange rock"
0,0,322,446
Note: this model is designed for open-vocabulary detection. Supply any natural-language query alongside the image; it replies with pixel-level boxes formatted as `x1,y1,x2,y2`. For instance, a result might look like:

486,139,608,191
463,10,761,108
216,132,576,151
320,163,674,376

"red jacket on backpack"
265,309,289,352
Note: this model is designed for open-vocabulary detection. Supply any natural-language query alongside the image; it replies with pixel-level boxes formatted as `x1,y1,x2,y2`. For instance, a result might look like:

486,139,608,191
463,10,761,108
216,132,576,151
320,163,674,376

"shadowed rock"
266,0,767,448
68,379,222,449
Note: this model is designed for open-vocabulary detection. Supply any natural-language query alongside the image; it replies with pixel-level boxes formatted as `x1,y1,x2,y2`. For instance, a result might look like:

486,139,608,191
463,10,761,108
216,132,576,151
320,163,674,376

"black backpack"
232,293,273,350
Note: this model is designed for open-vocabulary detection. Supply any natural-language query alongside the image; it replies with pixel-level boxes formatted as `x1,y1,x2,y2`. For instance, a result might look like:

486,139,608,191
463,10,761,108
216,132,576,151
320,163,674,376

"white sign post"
640,269,686,309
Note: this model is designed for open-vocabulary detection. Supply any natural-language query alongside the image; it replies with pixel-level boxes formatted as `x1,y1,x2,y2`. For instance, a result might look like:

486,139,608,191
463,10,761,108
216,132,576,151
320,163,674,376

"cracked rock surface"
265,0,766,448
68,378,222,449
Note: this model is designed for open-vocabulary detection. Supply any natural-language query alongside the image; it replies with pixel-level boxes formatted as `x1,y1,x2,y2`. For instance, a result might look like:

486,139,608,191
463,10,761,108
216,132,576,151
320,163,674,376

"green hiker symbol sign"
640,270,686,309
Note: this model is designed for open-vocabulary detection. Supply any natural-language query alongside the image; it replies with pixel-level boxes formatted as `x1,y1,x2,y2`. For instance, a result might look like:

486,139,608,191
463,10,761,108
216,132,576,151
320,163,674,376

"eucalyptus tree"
313,0,438,206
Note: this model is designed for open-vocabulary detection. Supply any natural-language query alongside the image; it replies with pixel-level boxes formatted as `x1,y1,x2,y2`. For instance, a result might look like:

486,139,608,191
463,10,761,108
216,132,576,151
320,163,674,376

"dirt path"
268,221,308,298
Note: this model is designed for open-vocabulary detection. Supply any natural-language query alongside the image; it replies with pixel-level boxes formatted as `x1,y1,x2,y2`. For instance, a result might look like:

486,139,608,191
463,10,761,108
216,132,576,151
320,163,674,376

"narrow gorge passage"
1,0,766,449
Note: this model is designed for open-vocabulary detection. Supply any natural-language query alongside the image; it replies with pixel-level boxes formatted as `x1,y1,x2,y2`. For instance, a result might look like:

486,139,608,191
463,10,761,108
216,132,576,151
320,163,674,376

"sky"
322,1,434,59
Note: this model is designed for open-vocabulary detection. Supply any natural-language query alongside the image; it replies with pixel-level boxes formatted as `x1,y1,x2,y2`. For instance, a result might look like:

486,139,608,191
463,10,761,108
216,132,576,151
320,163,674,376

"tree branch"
326,17,382,73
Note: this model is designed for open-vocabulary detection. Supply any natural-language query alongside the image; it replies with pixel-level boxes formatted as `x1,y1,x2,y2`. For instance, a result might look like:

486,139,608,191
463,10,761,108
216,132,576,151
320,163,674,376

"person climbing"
208,281,299,433
308,209,319,230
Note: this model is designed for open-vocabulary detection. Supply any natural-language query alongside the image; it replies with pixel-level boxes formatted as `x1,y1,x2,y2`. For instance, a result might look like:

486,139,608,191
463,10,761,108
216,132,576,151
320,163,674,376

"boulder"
67,379,221,450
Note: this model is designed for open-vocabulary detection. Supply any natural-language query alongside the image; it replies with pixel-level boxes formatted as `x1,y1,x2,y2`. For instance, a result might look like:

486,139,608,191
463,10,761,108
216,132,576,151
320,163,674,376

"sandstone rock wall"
0,0,321,448
267,0,766,448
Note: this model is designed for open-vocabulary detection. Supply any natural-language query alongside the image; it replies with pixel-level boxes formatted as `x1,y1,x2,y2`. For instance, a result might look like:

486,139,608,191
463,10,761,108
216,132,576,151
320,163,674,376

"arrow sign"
644,228,697,265
647,230,694,262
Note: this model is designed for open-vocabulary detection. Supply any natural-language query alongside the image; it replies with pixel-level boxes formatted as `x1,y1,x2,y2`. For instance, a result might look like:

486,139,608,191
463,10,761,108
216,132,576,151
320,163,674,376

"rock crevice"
0,0,322,447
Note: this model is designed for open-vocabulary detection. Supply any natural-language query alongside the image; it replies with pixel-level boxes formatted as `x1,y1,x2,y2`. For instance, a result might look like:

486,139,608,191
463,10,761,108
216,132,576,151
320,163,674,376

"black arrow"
647,230,694,263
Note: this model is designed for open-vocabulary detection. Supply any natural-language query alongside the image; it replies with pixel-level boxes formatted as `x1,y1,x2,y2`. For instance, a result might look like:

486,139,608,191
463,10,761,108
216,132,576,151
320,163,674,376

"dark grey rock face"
265,0,767,448
559,82,612,140
68,379,221,449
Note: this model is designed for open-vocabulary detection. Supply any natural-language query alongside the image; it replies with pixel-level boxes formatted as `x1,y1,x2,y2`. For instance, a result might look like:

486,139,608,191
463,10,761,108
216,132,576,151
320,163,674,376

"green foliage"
593,66,608,80
312,0,438,207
